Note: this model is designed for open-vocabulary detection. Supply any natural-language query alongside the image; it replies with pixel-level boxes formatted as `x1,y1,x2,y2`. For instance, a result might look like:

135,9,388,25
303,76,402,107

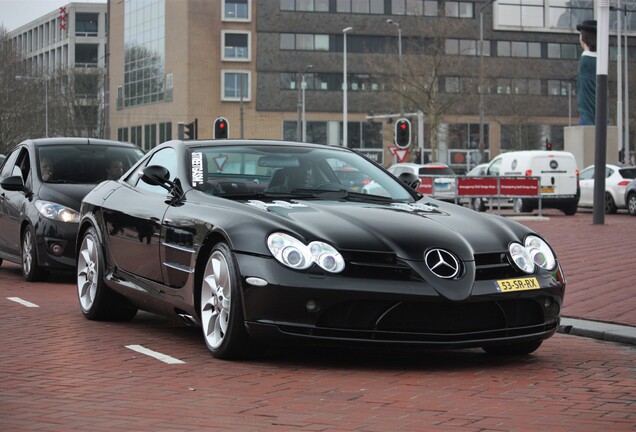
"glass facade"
124,0,166,107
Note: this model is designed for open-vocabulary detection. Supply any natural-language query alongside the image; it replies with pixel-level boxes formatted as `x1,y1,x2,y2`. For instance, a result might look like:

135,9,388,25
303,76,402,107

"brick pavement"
518,210,636,327
0,211,635,431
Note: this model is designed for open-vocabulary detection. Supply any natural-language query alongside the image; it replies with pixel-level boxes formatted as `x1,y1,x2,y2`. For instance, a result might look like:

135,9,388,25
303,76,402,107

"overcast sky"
1,0,105,32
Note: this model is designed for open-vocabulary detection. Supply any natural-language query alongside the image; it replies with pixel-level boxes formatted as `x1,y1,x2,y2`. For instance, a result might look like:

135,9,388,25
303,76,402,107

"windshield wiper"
289,188,396,203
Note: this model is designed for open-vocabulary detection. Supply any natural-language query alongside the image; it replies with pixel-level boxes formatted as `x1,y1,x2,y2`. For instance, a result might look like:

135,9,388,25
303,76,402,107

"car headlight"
35,200,80,223
267,232,345,273
509,235,557,274
525,235,556,271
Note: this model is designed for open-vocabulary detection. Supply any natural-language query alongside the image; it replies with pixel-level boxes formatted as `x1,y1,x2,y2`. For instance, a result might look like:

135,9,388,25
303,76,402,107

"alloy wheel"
201,250,232,350
22,229,34,276
77,234,99,312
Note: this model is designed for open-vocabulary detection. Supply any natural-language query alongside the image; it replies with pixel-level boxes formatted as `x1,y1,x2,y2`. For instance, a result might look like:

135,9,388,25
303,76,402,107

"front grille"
309,298,549,342
340,251,414,281
474,252,522,280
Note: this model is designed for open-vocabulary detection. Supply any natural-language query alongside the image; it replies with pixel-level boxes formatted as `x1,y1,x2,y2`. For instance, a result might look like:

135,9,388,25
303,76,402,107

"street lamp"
16,75,49,138
479,0,495,162
343,26,353,147
301,64,313,142
386,19,403,114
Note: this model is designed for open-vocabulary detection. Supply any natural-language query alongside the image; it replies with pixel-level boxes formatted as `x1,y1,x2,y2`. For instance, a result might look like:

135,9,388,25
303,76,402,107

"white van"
485,150,580,215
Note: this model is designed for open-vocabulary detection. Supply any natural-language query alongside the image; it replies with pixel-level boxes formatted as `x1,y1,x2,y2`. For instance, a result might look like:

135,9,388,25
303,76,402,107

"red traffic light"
394,118,411,148
214,117,229,139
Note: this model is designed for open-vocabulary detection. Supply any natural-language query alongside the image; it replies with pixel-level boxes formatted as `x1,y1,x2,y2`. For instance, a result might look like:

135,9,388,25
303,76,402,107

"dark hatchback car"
77,139,565,360
0,138,144,281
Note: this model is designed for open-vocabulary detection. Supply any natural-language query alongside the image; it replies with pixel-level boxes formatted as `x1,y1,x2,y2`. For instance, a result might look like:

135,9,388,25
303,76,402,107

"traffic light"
394,118,411,148
184,120,197,140
214,117,229,139
546,141,552,151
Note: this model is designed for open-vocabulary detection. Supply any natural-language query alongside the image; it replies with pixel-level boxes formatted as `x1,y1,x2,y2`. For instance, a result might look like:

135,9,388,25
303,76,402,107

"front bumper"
235,253,564,349
34,219,78,271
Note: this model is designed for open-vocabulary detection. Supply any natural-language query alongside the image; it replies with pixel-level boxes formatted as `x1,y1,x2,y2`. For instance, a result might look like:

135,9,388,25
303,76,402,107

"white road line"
7,297,39,308
125,344,185,364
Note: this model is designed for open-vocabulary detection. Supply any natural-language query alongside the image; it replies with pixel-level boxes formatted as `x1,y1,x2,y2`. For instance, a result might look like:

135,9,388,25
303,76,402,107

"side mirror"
1,175,27,192
141,165,170,187
398,172,421,190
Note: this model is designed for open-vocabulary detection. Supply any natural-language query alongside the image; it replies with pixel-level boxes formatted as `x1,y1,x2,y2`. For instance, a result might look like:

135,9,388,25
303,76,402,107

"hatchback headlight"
267,232,345,273
509,235,556,274
35,200,80,223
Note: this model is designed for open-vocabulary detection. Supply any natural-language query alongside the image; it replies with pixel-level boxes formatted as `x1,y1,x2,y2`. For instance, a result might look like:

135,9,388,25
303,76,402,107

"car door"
578,166,595,206
0,148,31,257
102,147,178,284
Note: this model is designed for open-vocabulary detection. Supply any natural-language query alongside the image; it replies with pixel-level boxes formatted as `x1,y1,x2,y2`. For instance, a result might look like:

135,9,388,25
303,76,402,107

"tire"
562,204,578,216
627,192,636,216
22,225,47,282
472,197,486,212
513,198,531,214
483,340,542,355
199,243,262,359
77,227,137,321
604,192,617,214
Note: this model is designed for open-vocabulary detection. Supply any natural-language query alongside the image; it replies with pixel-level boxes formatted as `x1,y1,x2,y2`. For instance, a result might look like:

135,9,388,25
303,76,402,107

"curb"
558,317,636,346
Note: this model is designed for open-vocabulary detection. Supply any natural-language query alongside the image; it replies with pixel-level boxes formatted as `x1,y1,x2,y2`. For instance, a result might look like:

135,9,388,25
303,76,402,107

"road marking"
7,297,39,308
125,344,185,364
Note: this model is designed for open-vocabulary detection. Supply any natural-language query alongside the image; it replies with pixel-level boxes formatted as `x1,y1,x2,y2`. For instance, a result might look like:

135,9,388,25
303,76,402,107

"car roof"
177,139,341,151
20,137,139,148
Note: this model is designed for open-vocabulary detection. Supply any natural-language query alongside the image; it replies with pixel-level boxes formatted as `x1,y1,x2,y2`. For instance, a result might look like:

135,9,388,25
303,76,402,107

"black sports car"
77,139,565,359
0,138,144,281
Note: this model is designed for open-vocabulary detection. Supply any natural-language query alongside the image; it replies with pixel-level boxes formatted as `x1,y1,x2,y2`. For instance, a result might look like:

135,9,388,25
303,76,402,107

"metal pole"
44,78,49,138
625,11,630,164
593,0,610,225
479,0,495,161
302,64,313,142
386,19,403,115
296,71,302,141
343,27,353,147
617,1,623,162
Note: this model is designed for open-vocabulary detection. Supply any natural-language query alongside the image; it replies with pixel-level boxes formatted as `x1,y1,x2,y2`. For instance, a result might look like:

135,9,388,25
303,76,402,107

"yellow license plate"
541,186,555,193
496,277,541,292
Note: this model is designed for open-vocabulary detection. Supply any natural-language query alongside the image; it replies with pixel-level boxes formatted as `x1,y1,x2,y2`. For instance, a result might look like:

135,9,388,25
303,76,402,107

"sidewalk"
514,209,636,345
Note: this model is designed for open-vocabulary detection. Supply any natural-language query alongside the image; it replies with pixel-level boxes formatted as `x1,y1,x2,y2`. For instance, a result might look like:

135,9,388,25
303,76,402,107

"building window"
445,77,461,93
336,0,384,14
223,31,250,61
222,71,250,101
445,1,474,18
159,122,172,143
75,13,98,36
75,44,98,67
280,33,329,51
117,127,129,142
130,125,142,147
281,0,329,11
117,85,123,110
391,0,438,16
124,0,165,108
497,41,541,58
144,124,157,150
224,0,250,20
548,80,572,96
548,43,579,59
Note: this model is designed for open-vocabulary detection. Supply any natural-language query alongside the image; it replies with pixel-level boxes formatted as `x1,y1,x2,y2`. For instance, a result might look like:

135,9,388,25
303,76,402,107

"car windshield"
190,145,414,201
37,145,144,184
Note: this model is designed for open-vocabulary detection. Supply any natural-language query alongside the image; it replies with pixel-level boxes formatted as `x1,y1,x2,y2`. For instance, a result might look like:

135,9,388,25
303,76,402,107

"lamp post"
479,0,495,162
386,19,403,114
16,75,49,137
301,64,313,142
343,26,353,147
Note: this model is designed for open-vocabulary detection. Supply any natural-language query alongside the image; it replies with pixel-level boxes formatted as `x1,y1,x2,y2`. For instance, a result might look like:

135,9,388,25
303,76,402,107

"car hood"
242,198,531,262
37,183,98,211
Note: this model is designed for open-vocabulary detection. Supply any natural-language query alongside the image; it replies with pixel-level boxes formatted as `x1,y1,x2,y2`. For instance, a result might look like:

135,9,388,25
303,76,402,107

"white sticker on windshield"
191,152,204,187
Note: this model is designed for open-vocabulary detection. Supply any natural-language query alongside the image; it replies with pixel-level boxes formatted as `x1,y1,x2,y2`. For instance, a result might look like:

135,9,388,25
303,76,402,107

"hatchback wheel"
77,227,137,321
513,198,531,214
200,243,262,359
627,192,636,216
22,225,47,282
604,192,617,214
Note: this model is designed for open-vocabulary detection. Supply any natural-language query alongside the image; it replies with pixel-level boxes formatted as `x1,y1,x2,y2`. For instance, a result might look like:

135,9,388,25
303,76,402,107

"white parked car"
578,164,636,213
366,163,457,201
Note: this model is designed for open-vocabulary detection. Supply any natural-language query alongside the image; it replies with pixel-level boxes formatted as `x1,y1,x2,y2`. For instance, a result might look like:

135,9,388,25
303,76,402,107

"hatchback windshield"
190,145,414,201
38,145,144,184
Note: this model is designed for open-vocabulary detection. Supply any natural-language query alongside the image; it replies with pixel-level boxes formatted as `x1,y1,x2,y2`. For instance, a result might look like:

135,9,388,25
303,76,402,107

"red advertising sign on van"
456,177,498,197
499,177,539,196
417,176,434,194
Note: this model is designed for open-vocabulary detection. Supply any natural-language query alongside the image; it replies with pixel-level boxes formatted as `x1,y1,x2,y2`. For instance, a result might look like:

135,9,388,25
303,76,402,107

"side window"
605,167,613,178
487,158,502,176
0,149,20,179
135,148,178,195
13,148,31,184
579,168,594,180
